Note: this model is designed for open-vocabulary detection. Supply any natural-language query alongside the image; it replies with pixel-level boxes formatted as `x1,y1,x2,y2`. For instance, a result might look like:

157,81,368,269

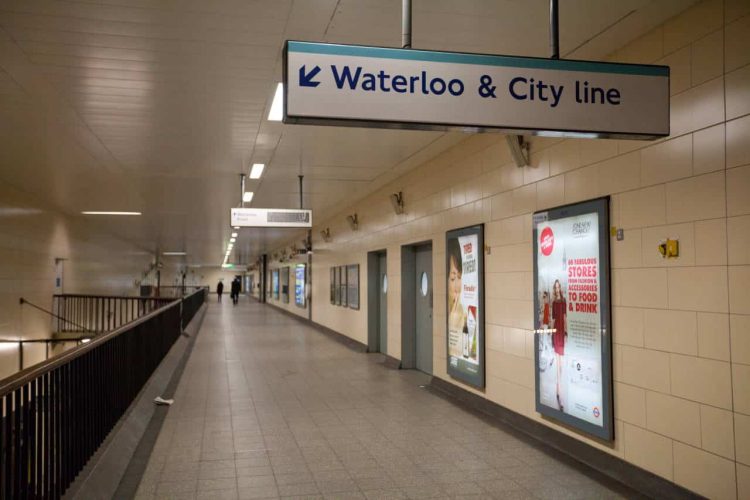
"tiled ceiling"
0,0,697,266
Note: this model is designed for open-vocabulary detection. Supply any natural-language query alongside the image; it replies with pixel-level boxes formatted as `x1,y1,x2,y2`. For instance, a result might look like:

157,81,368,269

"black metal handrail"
51,294,174,334
0,288,207,498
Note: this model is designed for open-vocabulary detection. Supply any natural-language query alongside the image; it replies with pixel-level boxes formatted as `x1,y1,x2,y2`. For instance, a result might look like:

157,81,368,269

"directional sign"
231,208,312,228
283,41,670,140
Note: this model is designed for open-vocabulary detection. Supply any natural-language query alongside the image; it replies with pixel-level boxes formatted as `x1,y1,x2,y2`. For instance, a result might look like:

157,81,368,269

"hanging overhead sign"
230,208,312,228
283,41,669,140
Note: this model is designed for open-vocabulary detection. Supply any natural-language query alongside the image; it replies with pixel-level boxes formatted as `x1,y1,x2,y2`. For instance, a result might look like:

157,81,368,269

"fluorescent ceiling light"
81,211,141,216
233,226,240,230
268,83,283,121
230,238,236,243
231,232,238,238
243,191,254,203
250,163,265,179
163,251,187,256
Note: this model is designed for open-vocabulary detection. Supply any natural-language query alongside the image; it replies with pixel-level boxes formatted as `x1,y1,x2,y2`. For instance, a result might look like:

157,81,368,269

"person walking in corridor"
216,280,224,302
231,278,241,305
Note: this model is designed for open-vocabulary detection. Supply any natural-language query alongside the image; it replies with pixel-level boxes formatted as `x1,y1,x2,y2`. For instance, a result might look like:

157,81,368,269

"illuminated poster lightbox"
446,224,485,388
533,197,613,441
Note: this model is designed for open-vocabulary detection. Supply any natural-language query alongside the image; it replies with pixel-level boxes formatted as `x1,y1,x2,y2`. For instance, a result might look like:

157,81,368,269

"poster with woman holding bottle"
446,225,485,388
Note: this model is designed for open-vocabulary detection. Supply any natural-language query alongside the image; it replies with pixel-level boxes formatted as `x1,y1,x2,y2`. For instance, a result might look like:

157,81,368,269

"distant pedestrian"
231,278,241,305
216,280,224,302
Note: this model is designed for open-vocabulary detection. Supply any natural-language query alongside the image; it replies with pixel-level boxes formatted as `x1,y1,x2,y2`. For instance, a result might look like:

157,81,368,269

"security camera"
347,214,359,231
505,134,529,167
390,192,404,214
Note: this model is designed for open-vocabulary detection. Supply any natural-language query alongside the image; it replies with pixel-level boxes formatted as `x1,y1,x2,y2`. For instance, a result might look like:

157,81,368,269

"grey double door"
377,252,388,353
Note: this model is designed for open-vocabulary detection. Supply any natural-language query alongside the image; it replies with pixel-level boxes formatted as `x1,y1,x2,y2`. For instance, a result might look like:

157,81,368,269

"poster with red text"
533,198,612,441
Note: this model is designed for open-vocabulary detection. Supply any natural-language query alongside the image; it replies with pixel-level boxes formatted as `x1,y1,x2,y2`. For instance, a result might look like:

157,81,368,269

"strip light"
163,251,187,256
268,83,283,121
243,192,254,203
81,211,141,216
250,163,265,179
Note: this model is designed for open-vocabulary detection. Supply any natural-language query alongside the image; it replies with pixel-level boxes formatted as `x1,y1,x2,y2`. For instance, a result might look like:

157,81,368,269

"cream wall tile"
671,77,726,136
490,192,512,220
739,463,750,500
613,306,644,347
729,266,750,314
661,46,691,95
486,323,503,352
620,345,671,392
615,382,646,426
674,442,738,500
579,139,618,166
669,266,729,313
619,185,667,229
731,314,750,364
693,124,725,175
695,218,728,265
727,116,750,169
697,312,731,361
490,271,532,301
498,162,524,192
666,171,726,224
700,405,736,459
641,135,693,186
611,228,642,268
598,151,641,195
736,412,750,466
524,150,549,185
563,164,599,204
617,26,663,63
511,184,536,216
623,423,673,479
728,166,750,216
535,175,564,211
728,215,750,265
735,363,750,415
671,354,733,408
726,64,750,121
548,140,580,175
725,0,750,23
644,309,698,355
642,223,695,267
503,327,528,358
663,0,723,54
646,390,701,446
692,30,724,86
619,268,668,309
726,14,750,72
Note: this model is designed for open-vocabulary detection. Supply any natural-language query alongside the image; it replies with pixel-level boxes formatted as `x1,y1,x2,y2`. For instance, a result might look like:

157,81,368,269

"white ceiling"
0,0,697,267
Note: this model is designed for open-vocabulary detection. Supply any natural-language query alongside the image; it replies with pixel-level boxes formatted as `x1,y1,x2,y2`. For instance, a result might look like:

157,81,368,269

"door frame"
400,240,432,370
367,249,387,353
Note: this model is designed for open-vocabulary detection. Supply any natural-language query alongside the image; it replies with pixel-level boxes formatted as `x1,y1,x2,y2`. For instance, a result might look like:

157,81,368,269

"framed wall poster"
281,267,290,303
347,264,360,310
272,269,280,300
445,225,485,388
330,267,336,304
295,264,306,307
533,197,613,441
334,266,341,305
340,266,348,307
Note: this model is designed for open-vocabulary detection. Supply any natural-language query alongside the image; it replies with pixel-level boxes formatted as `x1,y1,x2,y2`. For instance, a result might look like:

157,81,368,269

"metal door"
415,244,433,374
378,252,388,353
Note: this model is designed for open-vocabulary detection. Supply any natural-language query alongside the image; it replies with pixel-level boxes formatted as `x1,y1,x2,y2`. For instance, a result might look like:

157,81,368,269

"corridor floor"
133,300,638,500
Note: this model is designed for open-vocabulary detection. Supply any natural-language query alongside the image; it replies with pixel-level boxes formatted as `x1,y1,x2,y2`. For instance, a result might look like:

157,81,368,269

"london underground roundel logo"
540,227,554,256
593,407,600,418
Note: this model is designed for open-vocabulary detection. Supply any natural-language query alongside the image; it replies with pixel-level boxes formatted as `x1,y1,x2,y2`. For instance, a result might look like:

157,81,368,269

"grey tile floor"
133,300,638,500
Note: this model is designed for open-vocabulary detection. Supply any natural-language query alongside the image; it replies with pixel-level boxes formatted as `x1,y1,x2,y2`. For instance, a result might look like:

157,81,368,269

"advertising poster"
330,267,336,305
347,264,359,310
295,264,306,307
533,197,613,441
272,269,279,300
446,225,485,388
340,266,348,307
281,267,290,303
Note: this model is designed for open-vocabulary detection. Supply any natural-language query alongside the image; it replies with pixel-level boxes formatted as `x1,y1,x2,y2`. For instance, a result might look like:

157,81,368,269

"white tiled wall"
266,1,750,497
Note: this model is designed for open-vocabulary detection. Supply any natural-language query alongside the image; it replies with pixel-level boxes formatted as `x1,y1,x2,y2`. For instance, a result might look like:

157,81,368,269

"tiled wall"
267,1,750,497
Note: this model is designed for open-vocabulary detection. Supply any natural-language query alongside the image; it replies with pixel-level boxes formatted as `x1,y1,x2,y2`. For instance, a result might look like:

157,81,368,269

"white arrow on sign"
283,41,669,140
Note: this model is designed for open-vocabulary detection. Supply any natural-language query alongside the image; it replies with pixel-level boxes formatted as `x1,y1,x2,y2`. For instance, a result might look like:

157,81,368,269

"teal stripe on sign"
287,41,669,77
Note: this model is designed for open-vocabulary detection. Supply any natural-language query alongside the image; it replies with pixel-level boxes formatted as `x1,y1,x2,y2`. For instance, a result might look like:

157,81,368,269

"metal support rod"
298,175,304,209
402,0,412,48
240,173,247,207
549,0,559,59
